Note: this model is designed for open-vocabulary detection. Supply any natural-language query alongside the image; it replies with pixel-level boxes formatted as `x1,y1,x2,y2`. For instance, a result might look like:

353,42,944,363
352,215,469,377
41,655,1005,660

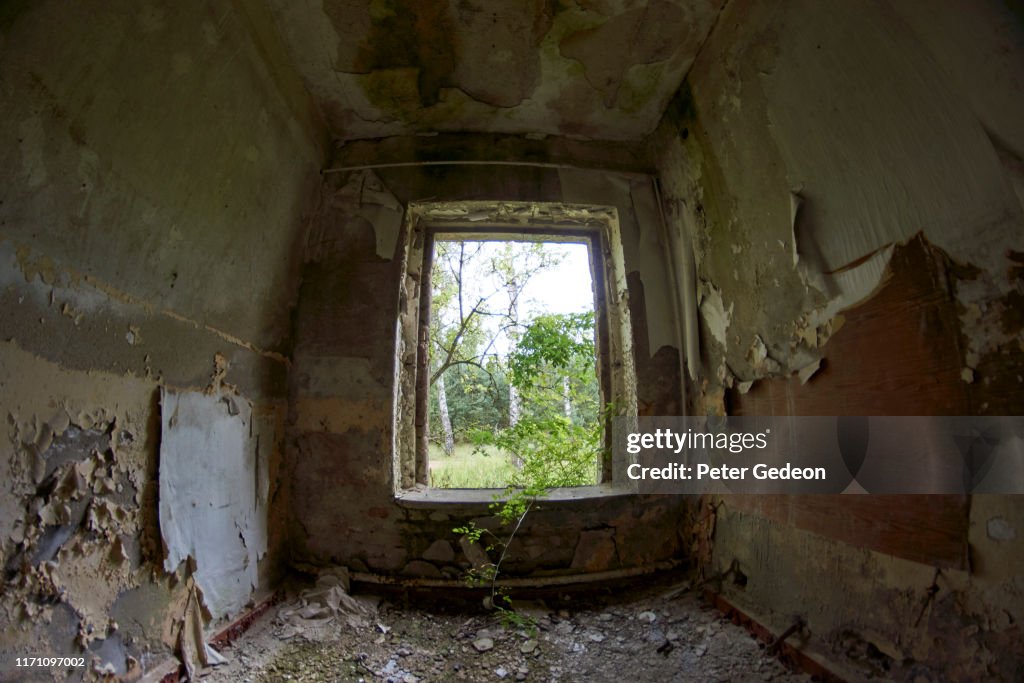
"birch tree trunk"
563,375,572,418
437,372,455,456
507,279,521,428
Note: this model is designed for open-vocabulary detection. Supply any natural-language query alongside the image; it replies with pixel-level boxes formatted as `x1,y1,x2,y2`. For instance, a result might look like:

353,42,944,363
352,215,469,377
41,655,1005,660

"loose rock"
473,637,495,653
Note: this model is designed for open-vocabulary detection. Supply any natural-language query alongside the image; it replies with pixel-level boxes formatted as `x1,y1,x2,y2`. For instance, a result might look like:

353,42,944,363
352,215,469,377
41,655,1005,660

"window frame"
393,201,638,494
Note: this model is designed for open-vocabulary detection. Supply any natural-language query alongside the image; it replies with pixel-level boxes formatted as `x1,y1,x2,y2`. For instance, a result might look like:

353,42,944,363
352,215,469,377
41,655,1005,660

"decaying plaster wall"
2,0,1021,678
653,0,1024,407
287,151,688,580
265,0,724,141
650,0,1024,677
0,0,325,678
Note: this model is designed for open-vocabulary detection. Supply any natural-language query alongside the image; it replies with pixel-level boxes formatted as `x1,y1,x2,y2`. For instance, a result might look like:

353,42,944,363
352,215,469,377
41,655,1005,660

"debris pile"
199,578,809,682
276,568,374,641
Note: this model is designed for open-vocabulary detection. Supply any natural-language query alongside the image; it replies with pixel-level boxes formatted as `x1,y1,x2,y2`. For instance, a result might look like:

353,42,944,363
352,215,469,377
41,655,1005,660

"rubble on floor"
198,578,810,683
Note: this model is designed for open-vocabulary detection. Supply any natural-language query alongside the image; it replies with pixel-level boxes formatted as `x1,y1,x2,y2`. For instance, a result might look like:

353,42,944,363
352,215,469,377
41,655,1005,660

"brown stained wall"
287,157,687,579
0,0,324,677
651,0,1024,678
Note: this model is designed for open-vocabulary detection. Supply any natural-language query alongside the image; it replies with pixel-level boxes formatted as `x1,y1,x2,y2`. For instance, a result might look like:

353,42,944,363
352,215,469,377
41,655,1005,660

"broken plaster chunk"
716,363,735,388
34,423,54,460
797,359,821,385
92,661,117,676
56,461,85,499
30,449,46,484
38,500,70,526
77,456,97,482
795,321,817,348
747,335,781,375
699,284,731,350
987,517,1016,542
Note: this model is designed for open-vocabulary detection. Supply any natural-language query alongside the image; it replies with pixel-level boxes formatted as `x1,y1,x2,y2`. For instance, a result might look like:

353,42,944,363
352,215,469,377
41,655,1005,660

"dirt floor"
196,575,813,683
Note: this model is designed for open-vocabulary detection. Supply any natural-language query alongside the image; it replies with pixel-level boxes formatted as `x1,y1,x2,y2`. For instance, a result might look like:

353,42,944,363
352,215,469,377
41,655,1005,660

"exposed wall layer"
0,0,325,677
288,156,687,580
651,0,1024,678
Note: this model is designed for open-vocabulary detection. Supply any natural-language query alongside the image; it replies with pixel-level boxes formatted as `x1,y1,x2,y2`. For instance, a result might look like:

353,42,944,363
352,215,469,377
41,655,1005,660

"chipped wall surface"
159,389,268,621
0,0,325,678
266,0,723,141
709,497,1024,681
651,0,1024,677
288,157,687,578
653,0,1024,404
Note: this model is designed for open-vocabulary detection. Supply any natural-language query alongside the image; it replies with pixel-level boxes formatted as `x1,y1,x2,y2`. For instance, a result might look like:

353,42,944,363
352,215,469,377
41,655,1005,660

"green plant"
452,310,603,629
453,494,539,632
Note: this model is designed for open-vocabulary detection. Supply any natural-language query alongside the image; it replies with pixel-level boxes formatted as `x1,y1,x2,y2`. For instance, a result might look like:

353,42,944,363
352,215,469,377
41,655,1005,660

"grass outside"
428,442,517,488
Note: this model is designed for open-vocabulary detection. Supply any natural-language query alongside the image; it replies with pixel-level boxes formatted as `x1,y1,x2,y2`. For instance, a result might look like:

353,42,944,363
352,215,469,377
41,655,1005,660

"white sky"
519,242,594,317
434,240,595,359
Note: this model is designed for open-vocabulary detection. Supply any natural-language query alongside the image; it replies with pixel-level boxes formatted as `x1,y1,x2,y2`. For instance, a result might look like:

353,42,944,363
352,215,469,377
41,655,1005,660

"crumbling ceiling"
266,0,723,142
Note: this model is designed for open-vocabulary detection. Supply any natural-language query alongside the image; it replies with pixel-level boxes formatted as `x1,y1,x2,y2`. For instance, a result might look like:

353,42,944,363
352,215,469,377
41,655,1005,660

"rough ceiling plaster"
266,0,723,142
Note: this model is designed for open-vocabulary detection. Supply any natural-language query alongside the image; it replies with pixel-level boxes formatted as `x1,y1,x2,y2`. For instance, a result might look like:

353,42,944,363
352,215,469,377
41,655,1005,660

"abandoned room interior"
2,0,1023,680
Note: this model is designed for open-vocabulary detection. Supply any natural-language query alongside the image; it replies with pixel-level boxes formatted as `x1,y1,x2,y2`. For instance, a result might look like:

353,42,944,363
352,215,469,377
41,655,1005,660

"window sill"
395,483,633,508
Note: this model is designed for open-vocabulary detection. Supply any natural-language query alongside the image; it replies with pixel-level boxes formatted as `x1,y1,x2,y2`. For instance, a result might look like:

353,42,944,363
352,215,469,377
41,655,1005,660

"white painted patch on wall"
333,170,404,260
699,283,731,351
158,388,267,619
987,517,1016,542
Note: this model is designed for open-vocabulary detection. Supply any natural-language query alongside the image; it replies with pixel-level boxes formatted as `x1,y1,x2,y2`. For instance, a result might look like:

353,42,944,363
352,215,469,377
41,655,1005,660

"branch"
433,296,487,380
430,358,494,387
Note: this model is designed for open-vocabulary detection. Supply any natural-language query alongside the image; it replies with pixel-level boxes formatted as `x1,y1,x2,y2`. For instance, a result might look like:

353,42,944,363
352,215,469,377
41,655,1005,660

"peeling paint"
651,0,1024,677
699,283,731,351
159,387,267,620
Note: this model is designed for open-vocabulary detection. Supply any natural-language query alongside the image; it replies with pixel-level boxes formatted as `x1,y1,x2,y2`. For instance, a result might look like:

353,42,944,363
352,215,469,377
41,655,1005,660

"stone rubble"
199,580,813,683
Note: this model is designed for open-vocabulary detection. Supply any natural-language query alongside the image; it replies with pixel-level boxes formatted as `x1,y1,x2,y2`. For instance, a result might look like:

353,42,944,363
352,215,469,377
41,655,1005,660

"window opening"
394,201,638,495
425,239,601,489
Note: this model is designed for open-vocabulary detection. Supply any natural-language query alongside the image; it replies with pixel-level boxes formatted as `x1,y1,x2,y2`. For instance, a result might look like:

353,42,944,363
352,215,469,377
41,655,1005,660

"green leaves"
440,243,604,627
487,417,601,490
508,311,595,389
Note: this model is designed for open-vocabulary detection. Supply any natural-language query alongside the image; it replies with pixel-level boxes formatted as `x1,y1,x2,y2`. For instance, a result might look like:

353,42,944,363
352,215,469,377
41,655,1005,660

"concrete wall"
287,152,689,581
652,0,1024,678
0,0,324,677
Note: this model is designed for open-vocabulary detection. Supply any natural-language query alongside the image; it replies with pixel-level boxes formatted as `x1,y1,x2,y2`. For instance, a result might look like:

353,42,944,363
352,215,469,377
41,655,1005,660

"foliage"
428,363,509,442
489,416,601,488
467,310,602,487
452,496,538,632
428,240,564,388
452,308,603,629
508,311,595,387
